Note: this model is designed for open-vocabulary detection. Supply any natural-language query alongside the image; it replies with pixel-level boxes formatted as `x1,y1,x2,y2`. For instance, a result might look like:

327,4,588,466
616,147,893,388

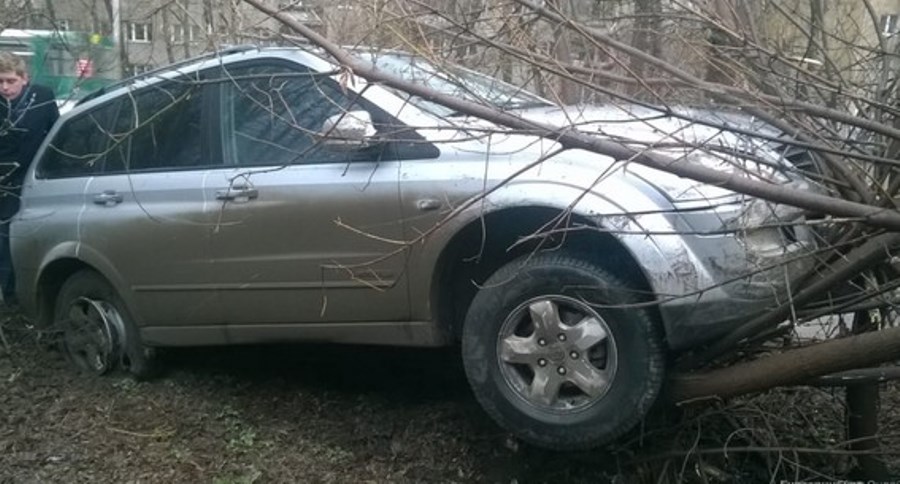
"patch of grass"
217,404,262,452
212,467,262,484
228,428,257,451
111,377,138,393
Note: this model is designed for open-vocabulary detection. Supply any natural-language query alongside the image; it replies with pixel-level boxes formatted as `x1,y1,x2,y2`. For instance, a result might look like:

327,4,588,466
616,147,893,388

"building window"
882,14,899,36
171,24,202,43
126,22,153,42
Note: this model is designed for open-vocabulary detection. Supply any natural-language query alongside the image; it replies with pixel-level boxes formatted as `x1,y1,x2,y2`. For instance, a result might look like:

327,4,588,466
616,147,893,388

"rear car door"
70,76,224,328
209,59,435,325
12,106,103,311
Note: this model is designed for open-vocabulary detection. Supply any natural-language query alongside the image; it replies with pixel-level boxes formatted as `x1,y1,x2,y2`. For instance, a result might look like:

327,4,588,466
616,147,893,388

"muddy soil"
1,309,897,483
0,313,626,483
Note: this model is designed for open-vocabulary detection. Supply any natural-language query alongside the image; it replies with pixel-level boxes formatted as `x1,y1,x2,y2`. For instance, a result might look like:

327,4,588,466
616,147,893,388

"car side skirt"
141,321,449,347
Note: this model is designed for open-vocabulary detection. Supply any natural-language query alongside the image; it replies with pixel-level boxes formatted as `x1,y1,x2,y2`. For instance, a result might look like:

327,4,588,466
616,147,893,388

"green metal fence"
0,29,117,102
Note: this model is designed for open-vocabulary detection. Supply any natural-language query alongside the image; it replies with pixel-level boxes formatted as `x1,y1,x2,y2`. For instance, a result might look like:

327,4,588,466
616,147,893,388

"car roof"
73,45,333,111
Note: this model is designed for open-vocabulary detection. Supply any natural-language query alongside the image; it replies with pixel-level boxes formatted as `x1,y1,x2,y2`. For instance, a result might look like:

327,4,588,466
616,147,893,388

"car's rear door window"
105,79,212,173
38,101,119,178
40,76,216,179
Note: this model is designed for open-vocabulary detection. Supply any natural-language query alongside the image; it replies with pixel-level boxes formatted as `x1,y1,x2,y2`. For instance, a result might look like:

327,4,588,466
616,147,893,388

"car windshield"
358,52,552,117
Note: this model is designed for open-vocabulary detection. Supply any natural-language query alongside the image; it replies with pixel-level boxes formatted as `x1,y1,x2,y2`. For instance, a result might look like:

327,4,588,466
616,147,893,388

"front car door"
209,59,437,328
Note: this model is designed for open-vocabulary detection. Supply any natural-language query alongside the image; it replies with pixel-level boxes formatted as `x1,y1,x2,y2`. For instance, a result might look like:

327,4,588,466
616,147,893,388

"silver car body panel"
12,47,817,350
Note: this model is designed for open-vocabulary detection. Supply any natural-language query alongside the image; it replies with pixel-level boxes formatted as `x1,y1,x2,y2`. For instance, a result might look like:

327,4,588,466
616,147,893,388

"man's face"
0,71,28,101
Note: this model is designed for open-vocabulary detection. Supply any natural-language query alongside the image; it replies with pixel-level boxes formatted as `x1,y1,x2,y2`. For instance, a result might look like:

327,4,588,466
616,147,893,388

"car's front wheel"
55,270,158,379
462,253,664,450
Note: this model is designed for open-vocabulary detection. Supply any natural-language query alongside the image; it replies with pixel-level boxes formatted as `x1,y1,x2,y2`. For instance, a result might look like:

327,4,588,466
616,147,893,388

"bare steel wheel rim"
496,295,618,413
61,297,125,375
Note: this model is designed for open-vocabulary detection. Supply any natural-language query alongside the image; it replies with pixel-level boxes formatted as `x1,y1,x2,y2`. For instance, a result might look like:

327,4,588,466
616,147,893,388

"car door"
209,60,432,325
74,76,224,328
12,107,102,308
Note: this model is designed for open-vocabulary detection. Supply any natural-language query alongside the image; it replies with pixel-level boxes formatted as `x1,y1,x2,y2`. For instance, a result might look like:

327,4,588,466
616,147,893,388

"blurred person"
0,52,59,304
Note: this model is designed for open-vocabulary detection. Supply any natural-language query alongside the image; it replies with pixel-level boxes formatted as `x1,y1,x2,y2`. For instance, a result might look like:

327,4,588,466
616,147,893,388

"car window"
39,78,212,179
38,101,119,178
220,62,437,167
106,80,209,173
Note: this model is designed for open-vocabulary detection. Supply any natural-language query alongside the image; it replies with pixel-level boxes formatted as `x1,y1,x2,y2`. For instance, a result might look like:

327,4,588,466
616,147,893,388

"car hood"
502,103,809,207
513,103,782,146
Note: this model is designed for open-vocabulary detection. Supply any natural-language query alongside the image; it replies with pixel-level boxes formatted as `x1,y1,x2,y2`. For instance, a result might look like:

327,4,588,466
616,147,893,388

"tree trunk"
162,7,175,65
181,0,191,59
629,0,660,96
546,0,577,104
846,310,890,479
42,0,56,29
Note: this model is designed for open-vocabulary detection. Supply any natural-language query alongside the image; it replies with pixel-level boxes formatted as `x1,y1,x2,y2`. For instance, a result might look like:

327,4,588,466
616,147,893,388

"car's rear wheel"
55,270,159,379
461,252,664,450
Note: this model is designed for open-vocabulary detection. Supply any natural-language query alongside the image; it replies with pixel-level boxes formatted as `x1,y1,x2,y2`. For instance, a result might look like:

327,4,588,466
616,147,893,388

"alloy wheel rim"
61,297,124,375
496,295,618,413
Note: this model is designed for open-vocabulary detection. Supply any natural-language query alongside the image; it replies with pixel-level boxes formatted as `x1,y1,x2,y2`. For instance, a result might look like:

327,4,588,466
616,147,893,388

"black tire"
55,270,159,380
461,252,665,450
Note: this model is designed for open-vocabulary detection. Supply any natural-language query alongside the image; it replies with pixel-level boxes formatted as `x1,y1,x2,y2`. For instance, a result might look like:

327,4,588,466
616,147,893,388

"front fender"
407,159,717,324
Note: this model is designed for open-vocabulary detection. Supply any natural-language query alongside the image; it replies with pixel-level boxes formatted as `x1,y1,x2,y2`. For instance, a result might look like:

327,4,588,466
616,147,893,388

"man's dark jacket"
0,83,59,192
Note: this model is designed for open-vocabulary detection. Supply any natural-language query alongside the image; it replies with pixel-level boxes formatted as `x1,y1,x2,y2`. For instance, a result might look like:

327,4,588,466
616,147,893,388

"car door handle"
92,190,123,206
416,198,442,211
216,186,259,201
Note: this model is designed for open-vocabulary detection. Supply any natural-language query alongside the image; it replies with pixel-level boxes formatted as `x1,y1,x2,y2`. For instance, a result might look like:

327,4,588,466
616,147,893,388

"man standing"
0,52,59,304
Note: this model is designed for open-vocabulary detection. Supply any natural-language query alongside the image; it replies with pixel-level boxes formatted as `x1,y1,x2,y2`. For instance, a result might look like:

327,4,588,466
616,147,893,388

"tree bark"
667,325,900,403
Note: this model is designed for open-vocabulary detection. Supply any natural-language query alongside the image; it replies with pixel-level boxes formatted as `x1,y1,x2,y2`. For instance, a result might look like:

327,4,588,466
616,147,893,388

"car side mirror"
319,110,377,151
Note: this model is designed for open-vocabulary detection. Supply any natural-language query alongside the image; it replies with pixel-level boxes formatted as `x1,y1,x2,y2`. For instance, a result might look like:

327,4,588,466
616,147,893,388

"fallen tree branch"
667,325,900,403
684,232,900,367
810,366,900,386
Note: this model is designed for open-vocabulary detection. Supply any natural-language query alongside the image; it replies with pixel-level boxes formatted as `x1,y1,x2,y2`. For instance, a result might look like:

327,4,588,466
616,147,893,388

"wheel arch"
30,244,135,328
31,257,94,327
429,205,662,342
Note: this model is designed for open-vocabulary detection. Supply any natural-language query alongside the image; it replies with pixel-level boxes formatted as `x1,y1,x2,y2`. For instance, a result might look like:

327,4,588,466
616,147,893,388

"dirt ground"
1,308,898,483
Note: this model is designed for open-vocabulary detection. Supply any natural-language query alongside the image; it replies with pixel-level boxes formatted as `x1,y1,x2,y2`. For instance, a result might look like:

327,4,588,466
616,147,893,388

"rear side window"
38,77,212,179
108,81,207,173
38,102,118,178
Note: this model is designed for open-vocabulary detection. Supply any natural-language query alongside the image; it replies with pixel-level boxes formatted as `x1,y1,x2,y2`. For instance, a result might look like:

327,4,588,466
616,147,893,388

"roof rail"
77,44,260,105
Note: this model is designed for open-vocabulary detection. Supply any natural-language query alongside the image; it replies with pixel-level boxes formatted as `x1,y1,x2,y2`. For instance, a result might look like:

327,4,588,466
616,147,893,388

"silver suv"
12,46,818,450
